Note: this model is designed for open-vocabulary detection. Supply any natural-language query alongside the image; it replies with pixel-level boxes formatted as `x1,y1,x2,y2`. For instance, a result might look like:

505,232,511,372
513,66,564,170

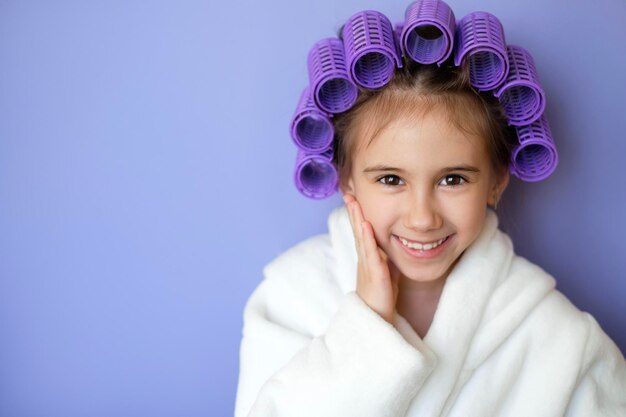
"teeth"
399,236,447,251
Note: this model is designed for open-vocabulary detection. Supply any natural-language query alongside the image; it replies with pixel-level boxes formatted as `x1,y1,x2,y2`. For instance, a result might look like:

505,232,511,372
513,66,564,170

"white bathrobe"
234,206,626,417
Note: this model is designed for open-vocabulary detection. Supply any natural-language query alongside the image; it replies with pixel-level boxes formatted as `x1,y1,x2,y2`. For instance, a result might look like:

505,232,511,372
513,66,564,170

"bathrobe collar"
328,205,556,412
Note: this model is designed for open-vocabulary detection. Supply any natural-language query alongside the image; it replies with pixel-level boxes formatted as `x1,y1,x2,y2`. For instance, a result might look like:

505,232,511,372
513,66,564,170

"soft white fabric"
234,206,626,417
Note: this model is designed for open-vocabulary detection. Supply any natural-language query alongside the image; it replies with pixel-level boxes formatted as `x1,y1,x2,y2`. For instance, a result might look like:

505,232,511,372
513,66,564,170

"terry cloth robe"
234,206,626,417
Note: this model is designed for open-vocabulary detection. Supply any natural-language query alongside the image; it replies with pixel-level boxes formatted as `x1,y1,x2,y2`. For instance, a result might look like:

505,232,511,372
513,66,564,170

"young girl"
234,5,626,417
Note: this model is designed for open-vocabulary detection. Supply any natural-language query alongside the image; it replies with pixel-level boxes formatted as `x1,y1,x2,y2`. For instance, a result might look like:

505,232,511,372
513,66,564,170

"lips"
393,233,454,259
394,234,450,245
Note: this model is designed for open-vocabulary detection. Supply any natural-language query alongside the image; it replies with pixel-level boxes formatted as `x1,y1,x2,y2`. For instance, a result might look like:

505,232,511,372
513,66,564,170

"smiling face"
340,103,509,290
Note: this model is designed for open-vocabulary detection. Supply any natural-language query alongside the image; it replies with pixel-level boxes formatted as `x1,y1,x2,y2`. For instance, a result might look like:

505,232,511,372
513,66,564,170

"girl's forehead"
359,110,486,159
350,118,490,179
354,95,485,144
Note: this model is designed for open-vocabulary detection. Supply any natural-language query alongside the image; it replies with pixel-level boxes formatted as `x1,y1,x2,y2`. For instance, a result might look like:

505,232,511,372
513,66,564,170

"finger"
349,198,369,245
351,205,364,258
349,195,364,226
343,194,357,233
344,195,365,260
343,196,360,249
361,221,386,275
377,247,388,263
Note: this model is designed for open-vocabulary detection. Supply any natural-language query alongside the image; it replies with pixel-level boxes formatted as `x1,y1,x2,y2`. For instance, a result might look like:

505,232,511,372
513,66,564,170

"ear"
489,169,510,205
339,176,355,196
497,169,510,194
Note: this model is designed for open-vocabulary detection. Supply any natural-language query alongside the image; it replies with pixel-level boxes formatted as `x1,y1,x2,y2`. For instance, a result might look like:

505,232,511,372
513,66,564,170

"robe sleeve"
563,312,626,416
234,275,437,417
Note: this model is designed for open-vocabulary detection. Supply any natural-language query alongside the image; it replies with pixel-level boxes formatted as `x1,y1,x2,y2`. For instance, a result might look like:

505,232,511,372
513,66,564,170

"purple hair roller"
394,21,405,59
294,147,338,199
341,10,403,89
290,86,335,152
400,0,456,66
454,11,509,91
307,37,359,114
510,114,558,181
494,45,546,126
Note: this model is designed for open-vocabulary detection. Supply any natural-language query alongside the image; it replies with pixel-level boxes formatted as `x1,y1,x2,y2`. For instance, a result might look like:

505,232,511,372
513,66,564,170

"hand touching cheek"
343,193,401,325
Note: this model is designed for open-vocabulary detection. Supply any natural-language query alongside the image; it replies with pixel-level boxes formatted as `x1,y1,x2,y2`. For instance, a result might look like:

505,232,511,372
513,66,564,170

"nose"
403,191,443,232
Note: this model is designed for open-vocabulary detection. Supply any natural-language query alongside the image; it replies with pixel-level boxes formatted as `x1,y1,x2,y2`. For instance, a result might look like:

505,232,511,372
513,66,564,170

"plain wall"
1,0,624,416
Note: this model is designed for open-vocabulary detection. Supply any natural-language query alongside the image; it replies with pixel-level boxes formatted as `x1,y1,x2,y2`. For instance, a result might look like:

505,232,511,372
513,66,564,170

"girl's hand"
343,193,401,326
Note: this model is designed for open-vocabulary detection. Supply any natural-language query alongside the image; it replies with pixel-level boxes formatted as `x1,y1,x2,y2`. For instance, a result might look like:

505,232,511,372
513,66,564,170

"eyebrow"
362,164,481,175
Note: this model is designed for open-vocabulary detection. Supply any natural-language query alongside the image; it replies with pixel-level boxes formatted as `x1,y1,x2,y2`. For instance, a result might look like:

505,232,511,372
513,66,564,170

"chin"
405,272,446,283
397,263,448,283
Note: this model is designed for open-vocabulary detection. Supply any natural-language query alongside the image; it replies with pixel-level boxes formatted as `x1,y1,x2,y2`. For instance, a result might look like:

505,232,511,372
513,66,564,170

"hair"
331,51,519,191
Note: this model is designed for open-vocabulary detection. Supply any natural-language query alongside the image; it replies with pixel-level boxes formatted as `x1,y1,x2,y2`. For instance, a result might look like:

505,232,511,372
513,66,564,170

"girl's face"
341,105,509,289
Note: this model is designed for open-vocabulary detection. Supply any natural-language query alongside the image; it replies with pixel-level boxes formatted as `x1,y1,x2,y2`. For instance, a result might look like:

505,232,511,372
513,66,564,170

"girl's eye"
440,174,467,187
377,174,405,186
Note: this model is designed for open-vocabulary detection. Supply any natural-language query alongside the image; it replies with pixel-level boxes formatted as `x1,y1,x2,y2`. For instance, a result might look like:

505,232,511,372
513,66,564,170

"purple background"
1,0,624,416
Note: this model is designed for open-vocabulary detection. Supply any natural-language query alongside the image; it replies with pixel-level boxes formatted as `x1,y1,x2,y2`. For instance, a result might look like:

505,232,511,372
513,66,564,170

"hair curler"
341,10,403,89
400,0,456,66
291,6,559,199
294,146,339,199
510,113,558,181
307,37,359,114
394,22,405,58
290,86,335,152
494,45,546,126
455,11,509,91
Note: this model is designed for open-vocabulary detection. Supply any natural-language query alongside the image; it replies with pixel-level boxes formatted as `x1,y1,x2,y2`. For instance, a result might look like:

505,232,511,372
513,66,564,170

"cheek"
359,191,396,218
358,195,399,241
457,202,488,242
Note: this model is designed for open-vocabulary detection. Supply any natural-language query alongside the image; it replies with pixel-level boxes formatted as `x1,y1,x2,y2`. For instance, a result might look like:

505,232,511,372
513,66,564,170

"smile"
396,235,449,251
392,234,454,260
